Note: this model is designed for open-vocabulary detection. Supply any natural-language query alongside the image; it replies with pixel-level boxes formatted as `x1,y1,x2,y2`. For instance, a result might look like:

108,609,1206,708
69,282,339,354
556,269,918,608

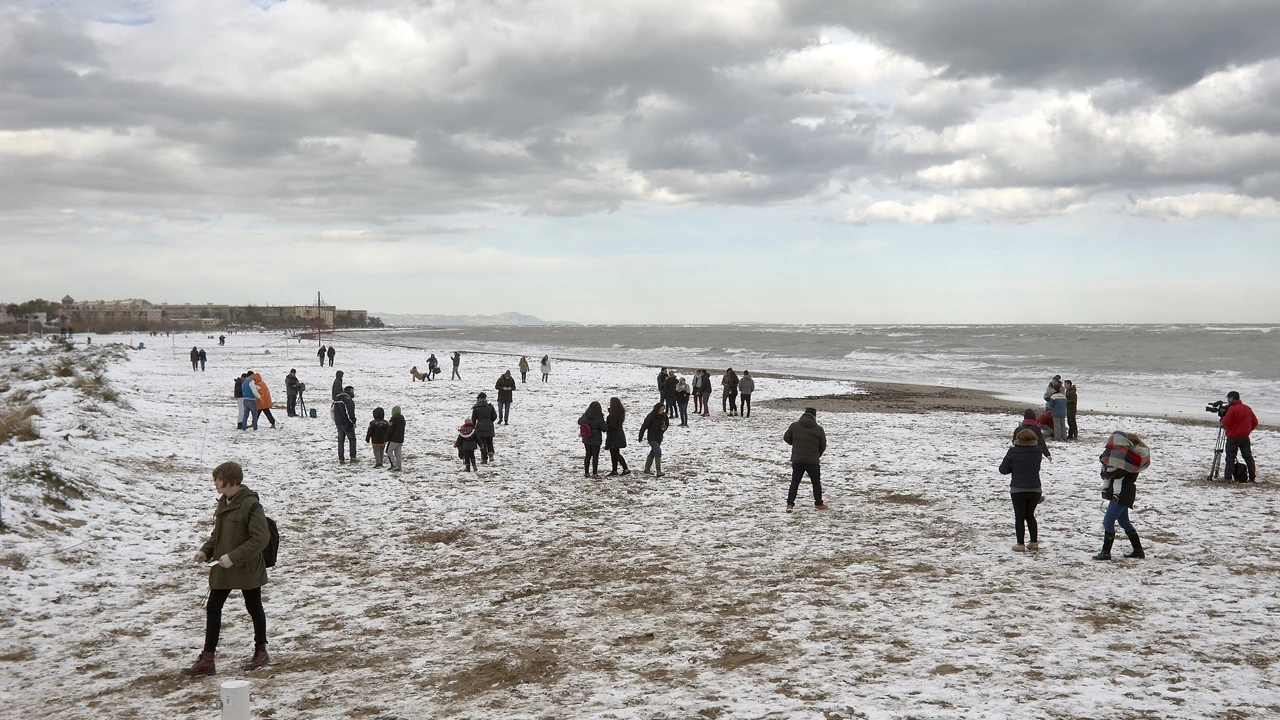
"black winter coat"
389,415,406,443
331,372,344,400
331,393,355,427
198,350,207,362
578,411,607,446
285,373,299,392
234,379,244,398
999,444,1043,493
1012,421,1051,459
639,411,668,444
495,375,516,403
471,402,498,438
657,372,668,395
784,413,826,464
605,411,627,449
366,418,391,444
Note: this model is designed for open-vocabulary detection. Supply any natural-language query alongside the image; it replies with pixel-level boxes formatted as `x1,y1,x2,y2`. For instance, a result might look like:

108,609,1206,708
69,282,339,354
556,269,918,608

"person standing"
495,371,516,425
326,345,336,367
699,369,713,417
578,401,608,478
1064,380,1078,440
219,335,226,346
1013,409,1052,460
1093,431,1151,560
365,407,391,468
451,351,462,380
999,429,1044,551
471,392,498,463
233,372,247,430
691,370,704,415
664,372,679,419
285,369,300,417
181,461,270,676
190,346,200,371
674,376,690,426
656,368,669,406
519,356,530,383
455,420,478,471
1043,375,1062,411
252,372,276,429
783,408,828,511
722,368,739,416
605,397,630,476
1221,391,1259,482
331,370,344,400
1048,390,1068,441
240,372,262,431
317,345,326,367
638,402,668,477
198,348,207,371
738,371,755,418
540,355,551,382
387,406,405,471
332,386,357,464
427,353,439,380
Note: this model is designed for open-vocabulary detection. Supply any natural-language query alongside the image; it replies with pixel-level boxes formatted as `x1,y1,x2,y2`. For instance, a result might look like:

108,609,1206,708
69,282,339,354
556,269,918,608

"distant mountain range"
373,311,577,326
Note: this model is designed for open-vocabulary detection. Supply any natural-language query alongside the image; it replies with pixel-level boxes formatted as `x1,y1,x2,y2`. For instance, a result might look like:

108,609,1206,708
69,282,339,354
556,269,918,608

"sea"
363,324,1279,423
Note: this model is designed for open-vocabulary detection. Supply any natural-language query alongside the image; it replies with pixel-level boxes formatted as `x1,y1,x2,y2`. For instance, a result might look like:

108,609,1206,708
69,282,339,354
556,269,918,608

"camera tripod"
1208,425,1227,481
297,390,308,418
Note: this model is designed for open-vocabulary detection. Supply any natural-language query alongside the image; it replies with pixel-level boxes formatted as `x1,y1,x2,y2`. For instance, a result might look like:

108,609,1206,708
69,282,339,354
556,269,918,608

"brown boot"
244,644,269,669
181,651,216,676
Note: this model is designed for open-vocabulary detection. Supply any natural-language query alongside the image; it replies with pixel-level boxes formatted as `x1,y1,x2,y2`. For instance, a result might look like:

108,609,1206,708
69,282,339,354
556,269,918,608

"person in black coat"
451,351,462,380
471,393,498,463
664,374,679,418
999,429,1044,551
198,349,207,371
317,345,326,366
387,406,406,471
605,397,630,476
783,408,827,511
657,369,669,404
285,369,300,416
365,407,392,468
578,401,608,478
326,345,336,367
495,371,516,425
331,387,357,464
638,402,669,477
190,346,200,371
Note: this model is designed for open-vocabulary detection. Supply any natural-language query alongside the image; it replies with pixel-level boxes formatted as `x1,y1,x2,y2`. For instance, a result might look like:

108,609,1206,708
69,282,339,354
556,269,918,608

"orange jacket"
252,373,273,410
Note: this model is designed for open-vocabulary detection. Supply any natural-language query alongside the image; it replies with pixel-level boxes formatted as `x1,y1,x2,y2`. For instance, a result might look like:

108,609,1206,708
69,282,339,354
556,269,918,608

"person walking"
451,351,462,380
331,370,344,400
365,407,392,468
240,372,262,431
699,369,713,417
332,386,357,464
219,335,226,346
605,397,630,476
722,368,740,416
1222,391,1259,483
519,356,530,383
1048,390,1068,441
664,372,679,419
198,348,207,371
674,375,690,426
190,346,200,371
999,429,1044,551
471,392,498,463
691,370,704,415
540,355,551,382
326,345,336,367
233,372,247,430
181,461,270,676
1064,380,1078,440
387,406,406,471
1093,431,1151,560
738,371,755,418
638,402,669,477
285,369,300,417
783,408,828,511
455,420,478,471
427,353,439,381
252,372,276,429
495,371,516,425
317,345,326,367
578,401,608,478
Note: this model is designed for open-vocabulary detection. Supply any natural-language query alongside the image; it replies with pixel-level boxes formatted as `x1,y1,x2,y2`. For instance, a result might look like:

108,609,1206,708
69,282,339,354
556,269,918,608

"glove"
193,552,207,564
218,554,233,568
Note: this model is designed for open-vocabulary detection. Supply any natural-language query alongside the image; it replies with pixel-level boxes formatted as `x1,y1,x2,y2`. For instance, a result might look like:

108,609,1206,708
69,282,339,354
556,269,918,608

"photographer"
1221,391,1259,483
285,369,300,417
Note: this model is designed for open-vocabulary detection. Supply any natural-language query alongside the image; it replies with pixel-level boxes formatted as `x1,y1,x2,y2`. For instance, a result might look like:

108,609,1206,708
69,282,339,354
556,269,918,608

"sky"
2,0,1279,324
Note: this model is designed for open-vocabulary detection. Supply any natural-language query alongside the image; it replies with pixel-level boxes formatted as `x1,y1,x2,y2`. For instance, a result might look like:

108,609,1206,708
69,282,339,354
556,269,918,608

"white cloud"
1122,192,1280,220
846,188,1088,224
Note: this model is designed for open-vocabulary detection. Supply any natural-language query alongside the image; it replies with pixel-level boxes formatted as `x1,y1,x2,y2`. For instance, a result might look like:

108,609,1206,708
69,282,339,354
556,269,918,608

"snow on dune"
0,333,1277,719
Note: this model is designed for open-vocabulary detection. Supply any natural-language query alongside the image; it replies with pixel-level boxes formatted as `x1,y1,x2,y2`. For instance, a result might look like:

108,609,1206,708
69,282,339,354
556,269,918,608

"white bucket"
220,679,251,720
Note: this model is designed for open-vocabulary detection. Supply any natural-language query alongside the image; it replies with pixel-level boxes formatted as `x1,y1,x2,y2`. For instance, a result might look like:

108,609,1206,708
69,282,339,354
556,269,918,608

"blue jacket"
331,392,355,427
241,377,260,401
1048,394,1068,418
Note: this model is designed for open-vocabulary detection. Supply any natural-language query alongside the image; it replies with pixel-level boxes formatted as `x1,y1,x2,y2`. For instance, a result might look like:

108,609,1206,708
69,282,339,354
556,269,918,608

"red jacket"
1221,401,1258,439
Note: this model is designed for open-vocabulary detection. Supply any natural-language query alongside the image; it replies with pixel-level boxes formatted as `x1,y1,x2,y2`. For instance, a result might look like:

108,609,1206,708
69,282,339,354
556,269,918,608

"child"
455,419,478,471
365,407,392,468
387,406,406,471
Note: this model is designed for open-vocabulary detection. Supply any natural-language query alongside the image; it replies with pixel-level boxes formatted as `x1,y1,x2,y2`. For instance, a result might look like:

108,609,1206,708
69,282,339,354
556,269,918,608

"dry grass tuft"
0,404,40,443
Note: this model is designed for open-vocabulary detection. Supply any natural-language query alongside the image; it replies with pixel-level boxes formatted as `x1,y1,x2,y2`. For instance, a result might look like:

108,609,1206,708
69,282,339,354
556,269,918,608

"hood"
458,424,475,438
1050,393,1066,400
473,399,490,408
1015,429,1040,446
373,407,385,420
391,406,401,416
797,413,817,428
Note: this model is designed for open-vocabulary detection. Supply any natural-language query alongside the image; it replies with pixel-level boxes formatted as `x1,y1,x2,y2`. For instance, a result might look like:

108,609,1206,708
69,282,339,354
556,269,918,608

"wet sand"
756,380,1031,416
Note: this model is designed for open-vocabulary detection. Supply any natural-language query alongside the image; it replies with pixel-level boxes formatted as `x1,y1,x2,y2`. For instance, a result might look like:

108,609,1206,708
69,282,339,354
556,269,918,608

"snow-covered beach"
2,332,1278,719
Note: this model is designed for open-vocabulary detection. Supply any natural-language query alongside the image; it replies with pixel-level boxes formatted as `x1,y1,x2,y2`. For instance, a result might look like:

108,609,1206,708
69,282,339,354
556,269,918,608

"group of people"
518,355,552,383
233,371,275,430
657,367,756,424
1039,375,1078,441
316,345,336,367
189,346,207,371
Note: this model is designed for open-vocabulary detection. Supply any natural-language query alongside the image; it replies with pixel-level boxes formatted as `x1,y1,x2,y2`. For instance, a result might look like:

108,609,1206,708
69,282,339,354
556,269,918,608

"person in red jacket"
1221,391,1259,483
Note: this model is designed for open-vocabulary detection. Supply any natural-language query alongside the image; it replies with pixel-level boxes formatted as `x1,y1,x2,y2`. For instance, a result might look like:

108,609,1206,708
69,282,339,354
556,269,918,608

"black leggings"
608,447,629,473
259,408,276,426
205,587,267,652
584,444,601,474
1011,493,1041,545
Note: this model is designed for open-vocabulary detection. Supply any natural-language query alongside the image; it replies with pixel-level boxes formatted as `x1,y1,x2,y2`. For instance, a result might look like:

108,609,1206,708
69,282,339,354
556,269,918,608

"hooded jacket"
1048,393,1068,419
389,406,406,443
199,486,270,590
783,412,826,464
366,407,391,445
471,400,498,437
639,410,668,444
331,371,344,400
657,371,668,395
252,373,272,411
605,409,627,449
495,373,516,403
455,423,478,453
1012,419,1051,459
999,430,1044,493
738,374,755,395
578,409,607,446
331,391,355,427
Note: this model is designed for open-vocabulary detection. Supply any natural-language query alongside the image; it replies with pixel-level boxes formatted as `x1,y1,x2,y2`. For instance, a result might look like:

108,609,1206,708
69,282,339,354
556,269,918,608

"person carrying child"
455,420,478,471
366,407,392,468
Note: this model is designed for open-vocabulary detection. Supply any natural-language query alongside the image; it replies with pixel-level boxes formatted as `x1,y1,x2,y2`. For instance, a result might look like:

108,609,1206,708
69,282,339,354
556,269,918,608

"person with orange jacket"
252,373,276,429
1221,391,1259,483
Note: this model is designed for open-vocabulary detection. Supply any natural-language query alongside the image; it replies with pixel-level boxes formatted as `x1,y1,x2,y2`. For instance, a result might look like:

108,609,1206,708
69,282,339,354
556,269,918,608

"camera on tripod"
1205,399,1228,416
297,382,307,393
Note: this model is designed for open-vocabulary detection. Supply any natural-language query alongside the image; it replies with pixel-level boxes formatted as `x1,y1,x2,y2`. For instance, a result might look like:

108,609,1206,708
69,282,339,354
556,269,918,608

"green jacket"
783,413,827,464
199,486,270,590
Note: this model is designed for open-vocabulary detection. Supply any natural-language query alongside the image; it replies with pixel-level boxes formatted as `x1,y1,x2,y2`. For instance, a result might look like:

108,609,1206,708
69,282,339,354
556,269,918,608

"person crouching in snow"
1000,429,1044,551
411,366,427,382
638,402,668,477
181,461,270,676
1093,431,1151,561
455,420,478,471
366,407,392,468
387,406,405,471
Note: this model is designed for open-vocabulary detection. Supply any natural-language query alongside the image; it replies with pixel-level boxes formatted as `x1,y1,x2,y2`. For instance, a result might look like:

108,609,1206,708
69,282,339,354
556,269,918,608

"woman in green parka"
181,461,270,676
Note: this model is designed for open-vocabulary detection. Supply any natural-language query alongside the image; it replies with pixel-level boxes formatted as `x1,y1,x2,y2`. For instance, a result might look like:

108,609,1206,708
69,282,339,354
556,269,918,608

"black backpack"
260,508,280,568
1232,462,1249,483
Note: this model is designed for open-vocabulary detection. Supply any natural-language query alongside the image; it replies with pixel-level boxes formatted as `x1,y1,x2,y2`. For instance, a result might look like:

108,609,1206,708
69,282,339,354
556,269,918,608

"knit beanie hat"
391,406,401,416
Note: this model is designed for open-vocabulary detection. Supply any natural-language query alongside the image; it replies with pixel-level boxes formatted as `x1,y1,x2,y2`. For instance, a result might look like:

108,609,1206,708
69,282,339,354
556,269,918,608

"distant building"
53,296,366,330
64,298,164,326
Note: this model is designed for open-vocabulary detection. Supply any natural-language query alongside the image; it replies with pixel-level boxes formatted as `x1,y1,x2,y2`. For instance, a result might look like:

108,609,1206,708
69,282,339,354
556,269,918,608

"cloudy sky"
3,0,1279,323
